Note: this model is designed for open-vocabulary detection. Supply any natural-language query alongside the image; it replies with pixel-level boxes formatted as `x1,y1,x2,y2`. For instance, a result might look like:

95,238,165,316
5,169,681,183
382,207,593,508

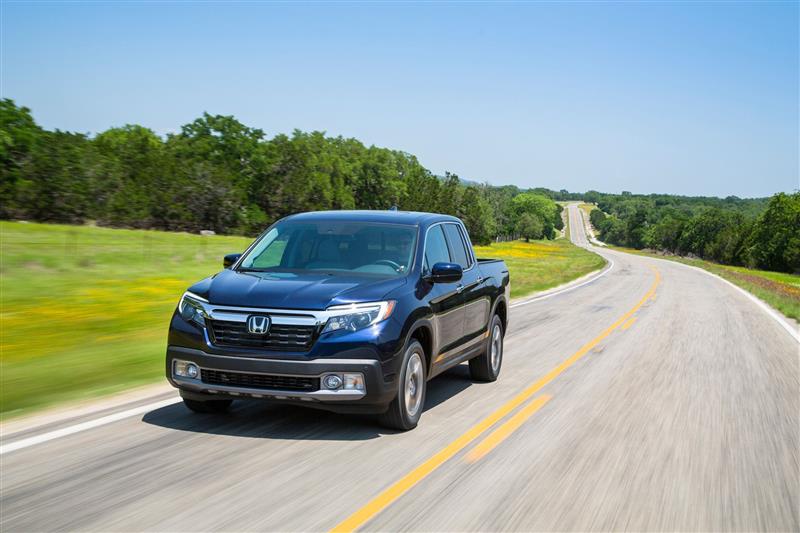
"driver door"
424,225,465,358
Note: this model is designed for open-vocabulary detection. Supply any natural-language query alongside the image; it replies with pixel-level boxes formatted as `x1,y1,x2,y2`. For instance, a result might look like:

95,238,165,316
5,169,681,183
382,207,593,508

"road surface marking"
0,250,608,457
510,257,614,309
465,395,552,463
1,218,608,448
331,266,661,532
622,316,637,330
0,397,181,455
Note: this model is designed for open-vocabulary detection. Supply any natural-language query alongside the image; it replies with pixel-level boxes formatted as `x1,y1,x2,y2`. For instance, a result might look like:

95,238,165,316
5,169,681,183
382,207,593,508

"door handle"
476,276,484,284
456,284,464,293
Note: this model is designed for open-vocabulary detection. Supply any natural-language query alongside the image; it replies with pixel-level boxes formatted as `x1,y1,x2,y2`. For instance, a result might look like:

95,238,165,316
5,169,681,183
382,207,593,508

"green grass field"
610,246,800,321
474,239,606,299
1,222,604,418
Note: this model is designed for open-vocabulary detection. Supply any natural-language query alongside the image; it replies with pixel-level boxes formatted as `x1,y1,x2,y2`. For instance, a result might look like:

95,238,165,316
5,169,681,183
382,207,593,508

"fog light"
323,374,343,390
174,360,199,379
343,373,365,391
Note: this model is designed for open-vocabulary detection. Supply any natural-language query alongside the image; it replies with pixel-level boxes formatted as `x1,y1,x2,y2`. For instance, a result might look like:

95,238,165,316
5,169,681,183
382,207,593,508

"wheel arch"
492,296,508,334
406,320,434,377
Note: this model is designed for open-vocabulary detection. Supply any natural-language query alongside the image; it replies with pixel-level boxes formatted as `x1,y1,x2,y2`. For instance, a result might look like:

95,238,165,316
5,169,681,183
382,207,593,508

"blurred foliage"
0,97,790,270
0,221,252,417
0,221,602,417
0,99,561,246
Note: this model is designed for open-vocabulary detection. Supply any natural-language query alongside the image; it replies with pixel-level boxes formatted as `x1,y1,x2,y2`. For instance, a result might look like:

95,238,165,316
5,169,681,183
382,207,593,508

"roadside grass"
609,245,800,321
578,202,596,218
1,222,605,418
0,221,253,419
474,239,606,299
577,203,603,242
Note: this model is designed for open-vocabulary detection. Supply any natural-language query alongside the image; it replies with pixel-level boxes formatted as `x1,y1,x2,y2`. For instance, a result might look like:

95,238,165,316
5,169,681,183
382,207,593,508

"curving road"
2,205,798,531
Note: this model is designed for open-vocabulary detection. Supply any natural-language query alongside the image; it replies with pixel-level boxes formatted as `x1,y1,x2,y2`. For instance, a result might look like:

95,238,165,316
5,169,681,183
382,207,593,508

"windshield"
238,221,418,277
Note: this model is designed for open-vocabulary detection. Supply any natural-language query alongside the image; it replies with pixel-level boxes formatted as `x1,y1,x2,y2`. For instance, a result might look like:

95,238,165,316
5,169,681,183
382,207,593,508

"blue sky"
2,1,797,197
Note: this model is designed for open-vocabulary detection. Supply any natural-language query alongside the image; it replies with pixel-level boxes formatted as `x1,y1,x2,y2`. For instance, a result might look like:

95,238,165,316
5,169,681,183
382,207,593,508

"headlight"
322,301,396,334
178,292,208,327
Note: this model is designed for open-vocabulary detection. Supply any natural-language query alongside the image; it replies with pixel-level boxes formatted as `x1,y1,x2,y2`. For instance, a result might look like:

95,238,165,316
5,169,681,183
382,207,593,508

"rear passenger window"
424,225,450,272
444,224,470,268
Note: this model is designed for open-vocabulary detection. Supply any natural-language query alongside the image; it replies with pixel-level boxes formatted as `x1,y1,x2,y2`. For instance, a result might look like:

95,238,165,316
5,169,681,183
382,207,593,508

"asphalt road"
2,205,798,531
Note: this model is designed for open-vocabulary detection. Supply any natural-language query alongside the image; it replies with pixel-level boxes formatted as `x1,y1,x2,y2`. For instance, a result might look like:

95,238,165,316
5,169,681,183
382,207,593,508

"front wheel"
378,340,427,431
469,314,504,382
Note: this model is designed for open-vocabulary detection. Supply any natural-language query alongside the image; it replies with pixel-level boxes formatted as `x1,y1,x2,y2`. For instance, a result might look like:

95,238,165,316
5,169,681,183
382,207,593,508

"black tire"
182,398,233,414
469,314,504,382
378,340,427,431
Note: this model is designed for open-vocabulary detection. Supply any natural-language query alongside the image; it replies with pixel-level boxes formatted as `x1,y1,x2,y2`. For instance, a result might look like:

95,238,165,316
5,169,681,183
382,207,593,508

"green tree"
597,216,626,244
5,99,791,274
589,207,606,229
745,192,800,272
0,99,42,218
645,214,685,252
401,161,441,213
437,172,462,216
458,186,495,245
482,184,519,239
516,212,544,241
92,125,167,228
510,192,558,239
554,203,565,232
16,131,91,223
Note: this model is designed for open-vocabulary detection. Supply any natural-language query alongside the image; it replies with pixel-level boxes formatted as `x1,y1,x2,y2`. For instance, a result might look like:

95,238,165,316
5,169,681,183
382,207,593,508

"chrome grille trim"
210,310,317,326
181,292,389,327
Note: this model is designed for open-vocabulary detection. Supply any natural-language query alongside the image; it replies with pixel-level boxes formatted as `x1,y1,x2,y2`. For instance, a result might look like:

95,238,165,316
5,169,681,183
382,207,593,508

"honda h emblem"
247,315,271,335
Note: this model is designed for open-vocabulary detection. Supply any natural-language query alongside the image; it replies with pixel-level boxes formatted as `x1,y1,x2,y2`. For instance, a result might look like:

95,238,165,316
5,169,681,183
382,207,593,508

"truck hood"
188,269,407,310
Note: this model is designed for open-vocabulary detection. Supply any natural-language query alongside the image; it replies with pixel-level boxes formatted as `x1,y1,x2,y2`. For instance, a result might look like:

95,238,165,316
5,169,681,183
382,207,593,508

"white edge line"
0,397,182,455
510,257,614,309
0,245,612,455
644,256,800,344
2,253,613,454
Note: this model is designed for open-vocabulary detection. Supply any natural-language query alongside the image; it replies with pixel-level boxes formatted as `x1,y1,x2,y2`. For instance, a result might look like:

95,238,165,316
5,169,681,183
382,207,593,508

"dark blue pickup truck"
166,210,510,429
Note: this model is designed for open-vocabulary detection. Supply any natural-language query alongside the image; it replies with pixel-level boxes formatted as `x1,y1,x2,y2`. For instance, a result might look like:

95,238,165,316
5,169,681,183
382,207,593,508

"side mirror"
223,253,242,269
429,262,463,284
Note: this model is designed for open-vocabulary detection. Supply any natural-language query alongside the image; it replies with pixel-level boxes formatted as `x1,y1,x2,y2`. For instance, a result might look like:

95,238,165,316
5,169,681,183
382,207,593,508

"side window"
424,225,451,272
443,224,470,268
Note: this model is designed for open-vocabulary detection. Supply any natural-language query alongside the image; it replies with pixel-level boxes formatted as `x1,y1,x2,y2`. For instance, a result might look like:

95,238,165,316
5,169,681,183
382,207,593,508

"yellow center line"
330,266,661,532
465,394,552,463
621,316,638,330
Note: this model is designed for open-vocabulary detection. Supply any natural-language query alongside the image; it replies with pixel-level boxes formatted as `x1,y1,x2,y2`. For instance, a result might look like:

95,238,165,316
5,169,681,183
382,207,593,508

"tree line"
0,99,563,245
1,98,795,273
588,191,799,273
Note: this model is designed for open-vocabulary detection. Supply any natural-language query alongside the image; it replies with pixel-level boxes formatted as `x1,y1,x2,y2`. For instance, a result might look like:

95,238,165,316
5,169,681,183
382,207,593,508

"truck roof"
283,210,462,226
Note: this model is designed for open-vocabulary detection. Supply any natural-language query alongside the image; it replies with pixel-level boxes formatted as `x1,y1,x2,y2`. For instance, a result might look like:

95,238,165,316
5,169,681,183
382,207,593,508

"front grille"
201,369,319,392
208,320,317,352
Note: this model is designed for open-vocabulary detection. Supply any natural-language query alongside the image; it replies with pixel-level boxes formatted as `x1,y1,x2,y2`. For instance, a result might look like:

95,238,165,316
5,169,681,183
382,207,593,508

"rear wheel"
182,398,233,414
378,340,426,431
469,314,504,382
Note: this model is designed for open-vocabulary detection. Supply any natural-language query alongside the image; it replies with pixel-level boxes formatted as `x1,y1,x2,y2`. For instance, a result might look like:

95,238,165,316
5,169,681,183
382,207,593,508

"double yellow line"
331,266,661,532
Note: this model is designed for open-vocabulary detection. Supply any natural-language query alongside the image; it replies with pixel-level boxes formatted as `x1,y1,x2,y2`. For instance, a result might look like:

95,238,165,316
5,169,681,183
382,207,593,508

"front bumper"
166,346,396,413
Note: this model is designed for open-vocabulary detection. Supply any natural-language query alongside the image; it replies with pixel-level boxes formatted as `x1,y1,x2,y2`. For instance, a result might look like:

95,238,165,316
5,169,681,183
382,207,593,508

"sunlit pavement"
1,205,797,531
